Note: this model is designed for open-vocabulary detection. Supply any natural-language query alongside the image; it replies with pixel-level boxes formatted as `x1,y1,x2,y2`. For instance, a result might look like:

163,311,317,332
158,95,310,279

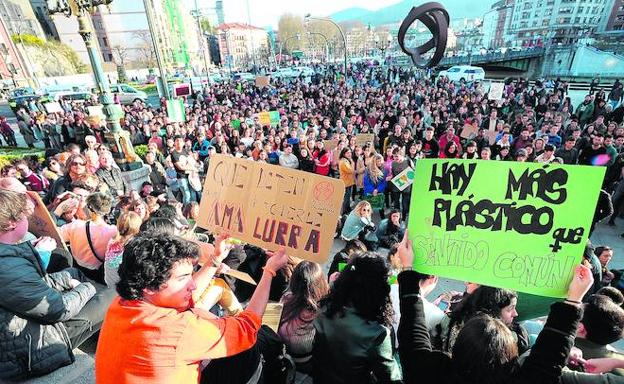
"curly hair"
321,252,393,327
116,231,199,300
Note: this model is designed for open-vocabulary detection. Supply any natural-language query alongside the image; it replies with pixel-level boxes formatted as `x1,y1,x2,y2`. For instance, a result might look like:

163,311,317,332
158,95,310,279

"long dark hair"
452,315,519,384
281,261,329,325
321,252,393,327
443,286,517,352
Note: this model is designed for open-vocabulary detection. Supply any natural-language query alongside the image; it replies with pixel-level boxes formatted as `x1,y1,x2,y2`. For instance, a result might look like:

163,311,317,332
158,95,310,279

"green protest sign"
231,119,241,131
269,111,280,126
408,159,605,297
166,99,186,123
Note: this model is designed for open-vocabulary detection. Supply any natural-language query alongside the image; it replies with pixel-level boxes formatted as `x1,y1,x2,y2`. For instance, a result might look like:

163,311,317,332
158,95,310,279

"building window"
0,43,7,55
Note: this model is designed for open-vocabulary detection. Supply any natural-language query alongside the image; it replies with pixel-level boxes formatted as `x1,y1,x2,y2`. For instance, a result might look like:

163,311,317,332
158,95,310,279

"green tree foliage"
12,34,88,74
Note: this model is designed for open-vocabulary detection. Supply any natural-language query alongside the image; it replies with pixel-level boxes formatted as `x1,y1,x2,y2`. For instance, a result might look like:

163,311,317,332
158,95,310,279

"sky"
183,0,402,29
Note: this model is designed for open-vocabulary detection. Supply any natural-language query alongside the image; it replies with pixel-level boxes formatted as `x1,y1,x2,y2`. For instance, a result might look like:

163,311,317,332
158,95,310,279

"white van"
438,65,485,83
109,84,147,105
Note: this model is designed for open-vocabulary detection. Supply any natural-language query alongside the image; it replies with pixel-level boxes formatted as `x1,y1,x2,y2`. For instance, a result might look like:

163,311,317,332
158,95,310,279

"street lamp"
375,34,392,57
305,13,347,76
47,0,141,170
306,31,330,63
278,33,300,67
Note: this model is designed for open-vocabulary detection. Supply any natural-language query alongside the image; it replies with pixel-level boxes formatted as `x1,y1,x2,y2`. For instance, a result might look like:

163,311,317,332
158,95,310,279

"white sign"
489,82,505,101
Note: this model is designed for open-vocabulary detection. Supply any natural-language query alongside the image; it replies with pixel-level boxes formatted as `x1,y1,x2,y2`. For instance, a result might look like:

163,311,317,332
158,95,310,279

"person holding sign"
96,231,290,384
339,148,356,215
395,231,595,384
364,154,389,218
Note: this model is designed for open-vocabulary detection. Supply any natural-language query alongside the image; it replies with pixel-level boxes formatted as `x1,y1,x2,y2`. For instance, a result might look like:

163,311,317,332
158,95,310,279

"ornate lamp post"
46,0,141,170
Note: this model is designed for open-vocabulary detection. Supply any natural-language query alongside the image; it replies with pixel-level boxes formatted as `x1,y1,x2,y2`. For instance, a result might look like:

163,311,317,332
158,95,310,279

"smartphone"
438,301,449,311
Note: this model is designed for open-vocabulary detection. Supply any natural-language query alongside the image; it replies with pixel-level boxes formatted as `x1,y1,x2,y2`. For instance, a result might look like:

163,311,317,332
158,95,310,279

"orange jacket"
95,297,261,383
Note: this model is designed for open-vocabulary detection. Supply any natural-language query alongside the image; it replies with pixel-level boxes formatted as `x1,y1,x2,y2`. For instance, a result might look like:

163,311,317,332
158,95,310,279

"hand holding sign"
566,264,593,303
398,230,414,269
266,248,289,273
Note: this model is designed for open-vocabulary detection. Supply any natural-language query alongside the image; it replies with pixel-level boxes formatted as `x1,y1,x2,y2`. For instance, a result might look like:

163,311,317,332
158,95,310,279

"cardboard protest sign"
26,191,69,252
43,102,64,114
460,124,478,139
255,76,270,88
323,140,337,151
355,133,375,147
197,154,344,263
391,167,415,191
262,303,284,333
489,82,505,101
486,130,498,145
256,111,271,126
407,159,605,297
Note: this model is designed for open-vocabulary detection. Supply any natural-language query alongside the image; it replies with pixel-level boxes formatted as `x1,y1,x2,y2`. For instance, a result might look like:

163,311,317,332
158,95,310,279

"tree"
112,45,130,82
133,30,156,68
199,17,215,35
277,13,304,53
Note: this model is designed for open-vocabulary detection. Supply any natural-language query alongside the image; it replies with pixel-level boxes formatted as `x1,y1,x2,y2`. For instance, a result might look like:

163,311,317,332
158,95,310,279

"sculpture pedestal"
104,130,143,171
121,164,151,193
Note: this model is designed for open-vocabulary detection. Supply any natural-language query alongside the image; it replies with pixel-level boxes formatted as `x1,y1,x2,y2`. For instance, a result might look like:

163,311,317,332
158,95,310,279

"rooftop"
217,23,264,31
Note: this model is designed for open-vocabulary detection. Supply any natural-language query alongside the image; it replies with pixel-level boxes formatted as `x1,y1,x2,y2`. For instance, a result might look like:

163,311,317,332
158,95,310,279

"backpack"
258,325,297,384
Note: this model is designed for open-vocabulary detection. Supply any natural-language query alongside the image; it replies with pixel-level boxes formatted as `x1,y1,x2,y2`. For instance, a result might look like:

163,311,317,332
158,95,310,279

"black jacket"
397,271,582,384
0,242,96,380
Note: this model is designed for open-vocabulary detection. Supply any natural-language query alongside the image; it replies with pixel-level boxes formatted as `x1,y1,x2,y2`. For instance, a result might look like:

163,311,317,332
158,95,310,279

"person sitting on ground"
0,189,114,381
376,209,406,249
395,231,595,384
327,239,367,279
59,192,118,283
574,293,624,376
313,252,402,384
279,261,329,374
340,200,377,250
45,153,90,204
432,285,529,355
95,231,289,383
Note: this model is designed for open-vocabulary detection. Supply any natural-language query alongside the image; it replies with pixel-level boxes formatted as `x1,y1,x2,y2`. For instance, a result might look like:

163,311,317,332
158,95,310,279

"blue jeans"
178,177,192,205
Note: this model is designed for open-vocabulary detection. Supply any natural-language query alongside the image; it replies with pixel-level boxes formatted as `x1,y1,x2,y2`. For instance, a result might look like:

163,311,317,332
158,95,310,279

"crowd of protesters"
0,64,624,383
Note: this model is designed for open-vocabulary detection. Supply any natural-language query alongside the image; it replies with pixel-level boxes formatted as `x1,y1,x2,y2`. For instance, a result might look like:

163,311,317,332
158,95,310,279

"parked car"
8,87,41,112
109,84,147,105
271,67,298,79
232,72,255,82
438,65,485,83
292,66,315,77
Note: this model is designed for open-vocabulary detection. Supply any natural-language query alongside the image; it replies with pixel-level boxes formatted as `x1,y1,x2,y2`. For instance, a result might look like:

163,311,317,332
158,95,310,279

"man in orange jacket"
95,231,288,383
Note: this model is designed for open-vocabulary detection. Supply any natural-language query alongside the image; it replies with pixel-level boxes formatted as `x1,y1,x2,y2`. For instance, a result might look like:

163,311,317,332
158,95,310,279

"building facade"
28,0,58,38
0,15,29,87
217,23,268,70
508,0,612,46
52,0,200,70
482,0,514,49
0,0,45,38
603,0,624,31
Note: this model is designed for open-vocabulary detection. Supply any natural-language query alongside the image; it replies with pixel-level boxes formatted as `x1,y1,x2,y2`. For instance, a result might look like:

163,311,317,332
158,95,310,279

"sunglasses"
71,162,86,167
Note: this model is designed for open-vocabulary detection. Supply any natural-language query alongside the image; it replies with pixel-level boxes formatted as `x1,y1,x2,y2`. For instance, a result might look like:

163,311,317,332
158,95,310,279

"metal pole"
143,0,171,99
76,10,121,133
193,0,210,85
307,32,330,63
306,15,347,76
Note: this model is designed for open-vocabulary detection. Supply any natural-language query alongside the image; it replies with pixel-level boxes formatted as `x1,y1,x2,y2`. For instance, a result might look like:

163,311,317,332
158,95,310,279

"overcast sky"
184,0,401,29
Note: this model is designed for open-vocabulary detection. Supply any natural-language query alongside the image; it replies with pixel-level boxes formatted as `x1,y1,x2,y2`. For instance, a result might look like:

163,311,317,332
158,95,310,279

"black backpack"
259,325,297,384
